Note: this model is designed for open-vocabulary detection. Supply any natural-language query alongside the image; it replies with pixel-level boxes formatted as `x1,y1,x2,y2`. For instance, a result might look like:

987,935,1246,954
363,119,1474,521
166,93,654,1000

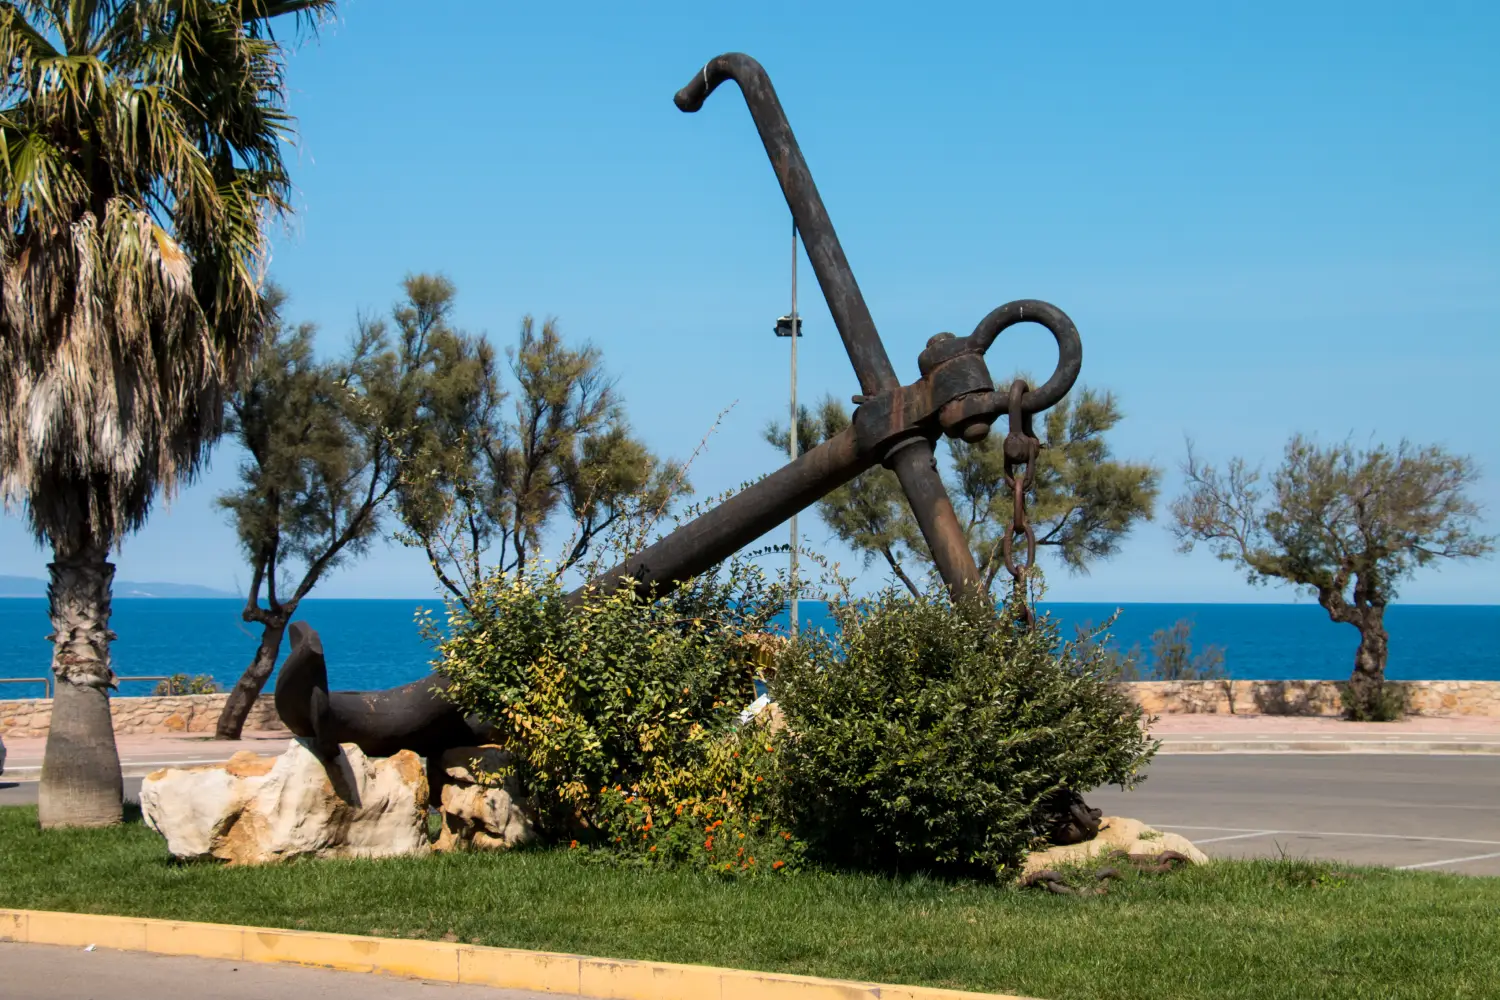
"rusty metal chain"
1020,850,1194,896
1001,379,1041,629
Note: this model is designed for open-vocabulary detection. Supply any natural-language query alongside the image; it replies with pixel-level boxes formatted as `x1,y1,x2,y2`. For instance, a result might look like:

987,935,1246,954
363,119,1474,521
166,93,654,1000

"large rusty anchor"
274,52,1083,762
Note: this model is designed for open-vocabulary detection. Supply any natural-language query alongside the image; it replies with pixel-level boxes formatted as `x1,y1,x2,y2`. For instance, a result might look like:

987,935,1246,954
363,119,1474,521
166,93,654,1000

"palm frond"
1,0,330,547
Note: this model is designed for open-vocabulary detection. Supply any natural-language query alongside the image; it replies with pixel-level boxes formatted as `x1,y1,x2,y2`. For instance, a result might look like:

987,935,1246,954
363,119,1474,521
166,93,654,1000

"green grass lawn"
1,805,1495,1000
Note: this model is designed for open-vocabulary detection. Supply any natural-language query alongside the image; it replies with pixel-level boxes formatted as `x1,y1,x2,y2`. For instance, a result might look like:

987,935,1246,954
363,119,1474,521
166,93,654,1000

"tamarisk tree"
765,382,1160,595
395,314,686,611
1171,435,1494,719
215,275,475,738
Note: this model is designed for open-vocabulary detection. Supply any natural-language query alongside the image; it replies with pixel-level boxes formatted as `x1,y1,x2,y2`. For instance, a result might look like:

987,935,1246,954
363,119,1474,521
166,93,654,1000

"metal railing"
1,676,179,699
0,676,51,698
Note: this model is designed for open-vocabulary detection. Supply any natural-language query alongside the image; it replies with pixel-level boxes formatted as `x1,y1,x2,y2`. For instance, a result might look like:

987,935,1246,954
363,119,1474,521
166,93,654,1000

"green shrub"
432,560,802,876
1074,616,1226,681
1145,619,1227,681
1340,680,1407,722
153,673,219,696
771,588,1156,881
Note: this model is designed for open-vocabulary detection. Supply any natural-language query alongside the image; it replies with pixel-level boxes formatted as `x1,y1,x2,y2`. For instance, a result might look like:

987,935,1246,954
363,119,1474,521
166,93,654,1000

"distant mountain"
0,575,238,599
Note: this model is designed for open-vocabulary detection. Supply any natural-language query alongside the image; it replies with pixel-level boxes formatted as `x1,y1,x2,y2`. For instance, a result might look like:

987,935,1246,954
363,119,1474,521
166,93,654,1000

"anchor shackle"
918,299,1083,443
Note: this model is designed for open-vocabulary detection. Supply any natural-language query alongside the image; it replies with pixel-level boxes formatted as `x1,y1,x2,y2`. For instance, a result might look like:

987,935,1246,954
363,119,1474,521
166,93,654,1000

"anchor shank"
676,53,899,395
887,440,982,598
582,424,873,600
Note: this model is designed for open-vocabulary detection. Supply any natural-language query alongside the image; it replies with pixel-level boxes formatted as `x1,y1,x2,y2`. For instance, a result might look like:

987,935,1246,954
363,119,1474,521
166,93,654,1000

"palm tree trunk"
37,539,124,828
215,617,289,740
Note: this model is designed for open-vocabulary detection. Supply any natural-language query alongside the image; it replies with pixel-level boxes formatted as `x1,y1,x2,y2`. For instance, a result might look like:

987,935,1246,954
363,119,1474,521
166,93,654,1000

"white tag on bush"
737,693,771,724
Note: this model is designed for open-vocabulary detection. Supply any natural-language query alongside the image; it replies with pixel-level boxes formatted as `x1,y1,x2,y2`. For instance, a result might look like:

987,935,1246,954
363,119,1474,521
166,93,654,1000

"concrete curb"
1155,740,1500,754
0,908,1032,1000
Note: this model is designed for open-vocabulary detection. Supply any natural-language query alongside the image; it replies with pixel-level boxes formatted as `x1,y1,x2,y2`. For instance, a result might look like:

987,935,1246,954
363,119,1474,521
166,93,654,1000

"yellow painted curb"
0,907,1035,999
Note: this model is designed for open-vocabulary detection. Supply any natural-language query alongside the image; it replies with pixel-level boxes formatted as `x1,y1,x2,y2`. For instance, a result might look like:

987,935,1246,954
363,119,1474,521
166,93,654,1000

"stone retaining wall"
1126,679,1500,718
0,693,287,738
3,680,1497,737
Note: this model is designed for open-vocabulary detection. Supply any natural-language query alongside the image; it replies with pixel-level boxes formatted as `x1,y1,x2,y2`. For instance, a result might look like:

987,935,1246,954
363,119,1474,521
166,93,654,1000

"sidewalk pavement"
4,714,1500,781
1145,713,1500,754
1,731,294,779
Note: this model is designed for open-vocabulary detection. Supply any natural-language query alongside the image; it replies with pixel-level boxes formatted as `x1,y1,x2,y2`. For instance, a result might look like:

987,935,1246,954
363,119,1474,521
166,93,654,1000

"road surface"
2,942,599,999
1088,754,1500,874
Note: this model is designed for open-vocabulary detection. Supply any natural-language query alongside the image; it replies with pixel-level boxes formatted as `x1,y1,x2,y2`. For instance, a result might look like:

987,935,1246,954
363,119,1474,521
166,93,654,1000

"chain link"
1001,379,1041,630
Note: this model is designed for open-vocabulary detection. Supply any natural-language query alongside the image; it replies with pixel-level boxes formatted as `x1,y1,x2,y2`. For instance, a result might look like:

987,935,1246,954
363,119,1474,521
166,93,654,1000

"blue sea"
0,599,1496,698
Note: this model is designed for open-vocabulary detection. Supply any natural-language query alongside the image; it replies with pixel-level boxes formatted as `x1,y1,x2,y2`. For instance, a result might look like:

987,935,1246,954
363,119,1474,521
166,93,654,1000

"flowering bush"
589,732,805,876
771,587,1156,881
152,673,218,695
432,559,802,875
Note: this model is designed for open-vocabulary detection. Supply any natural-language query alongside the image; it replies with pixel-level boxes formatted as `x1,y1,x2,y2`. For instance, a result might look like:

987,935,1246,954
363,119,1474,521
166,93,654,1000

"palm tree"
0,0,333,828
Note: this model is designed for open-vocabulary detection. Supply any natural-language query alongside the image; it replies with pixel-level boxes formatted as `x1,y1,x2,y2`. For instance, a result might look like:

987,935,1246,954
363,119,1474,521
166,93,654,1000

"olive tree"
1171,435,1494,719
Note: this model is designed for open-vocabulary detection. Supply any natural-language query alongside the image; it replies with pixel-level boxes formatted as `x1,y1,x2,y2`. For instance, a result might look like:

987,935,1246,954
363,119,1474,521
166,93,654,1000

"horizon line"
1,595,1496,608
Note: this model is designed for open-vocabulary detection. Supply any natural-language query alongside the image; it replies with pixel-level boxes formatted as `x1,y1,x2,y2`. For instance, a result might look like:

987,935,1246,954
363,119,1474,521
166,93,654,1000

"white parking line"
1193,831,1279,844
1398,851,1500,870
1156,824,1500,847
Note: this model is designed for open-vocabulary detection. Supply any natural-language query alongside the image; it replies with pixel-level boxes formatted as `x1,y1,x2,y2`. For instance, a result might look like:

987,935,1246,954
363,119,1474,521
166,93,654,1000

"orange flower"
782,831,792,841
674,804,684,816
569,840,578,849
755,776,763,783
737,832,745,839
772,860,785,870
649,845,657,853
704,837,714,850
748,857,756,865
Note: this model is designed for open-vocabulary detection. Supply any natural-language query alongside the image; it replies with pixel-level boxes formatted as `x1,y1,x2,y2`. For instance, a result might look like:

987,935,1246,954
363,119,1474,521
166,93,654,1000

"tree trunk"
882,547,921,597
1346,612,1392,720
37,540,124,829
215,616,290,740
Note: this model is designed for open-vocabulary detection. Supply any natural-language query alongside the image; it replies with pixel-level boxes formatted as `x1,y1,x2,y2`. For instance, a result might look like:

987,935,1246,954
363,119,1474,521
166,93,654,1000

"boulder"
140,739,430,865
433,745,536,852
1021,815,1209,877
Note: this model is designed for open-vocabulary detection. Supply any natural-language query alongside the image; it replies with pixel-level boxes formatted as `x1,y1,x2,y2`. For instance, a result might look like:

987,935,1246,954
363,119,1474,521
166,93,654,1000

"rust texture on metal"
274,52,1080,759
1001,380,1042,629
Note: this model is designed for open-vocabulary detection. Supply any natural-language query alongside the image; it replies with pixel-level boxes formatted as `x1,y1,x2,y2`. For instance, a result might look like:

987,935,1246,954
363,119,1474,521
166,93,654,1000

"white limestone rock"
140,739,430,865
1021,815,1210,877
433,745,537,852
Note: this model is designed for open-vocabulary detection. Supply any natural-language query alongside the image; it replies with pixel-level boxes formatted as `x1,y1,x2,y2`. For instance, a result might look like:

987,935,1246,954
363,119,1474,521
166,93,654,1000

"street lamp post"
774,222,802,638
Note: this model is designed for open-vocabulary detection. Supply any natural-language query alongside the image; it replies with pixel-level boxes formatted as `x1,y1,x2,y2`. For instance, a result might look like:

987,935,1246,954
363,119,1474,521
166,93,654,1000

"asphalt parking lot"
1088,753,1500,875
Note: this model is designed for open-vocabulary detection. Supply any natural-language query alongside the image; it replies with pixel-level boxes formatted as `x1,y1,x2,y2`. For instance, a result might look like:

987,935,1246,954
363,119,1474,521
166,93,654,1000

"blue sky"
3,1,1496,603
